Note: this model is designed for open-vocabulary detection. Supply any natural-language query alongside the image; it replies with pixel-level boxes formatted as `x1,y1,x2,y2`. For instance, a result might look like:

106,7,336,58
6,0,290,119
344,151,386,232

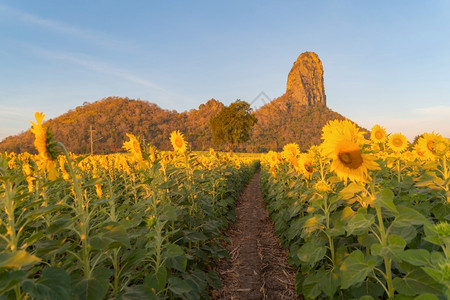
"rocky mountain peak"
285,51,326,106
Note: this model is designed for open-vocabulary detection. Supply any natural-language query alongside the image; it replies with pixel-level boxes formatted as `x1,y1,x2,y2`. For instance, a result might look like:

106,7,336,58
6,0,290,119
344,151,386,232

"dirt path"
211,169,300,300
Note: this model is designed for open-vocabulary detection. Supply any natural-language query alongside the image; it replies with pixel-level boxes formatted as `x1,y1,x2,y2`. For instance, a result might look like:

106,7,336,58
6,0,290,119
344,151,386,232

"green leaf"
393,268,444,296
317,269,340,297
0,269,26,294
168,277,191,296
346,213,375,236
73,278,108,300
414,294,439,300
121,285,157,300
398,249,431,266
90,222,130,250
144,267,167,292
302,272,322,299
375,188,398,214
390,225,417,243
183,230,208,243
46,217,73,234
72,267,111,300
0,250,40,268
23,231,44,246
339,250,374,289
388,234,406,259
163,244,187,272
422,267,442,283
393,206,430,228
297,241,326,266
206,270,221,289
183,269,207,299
21,267,70,300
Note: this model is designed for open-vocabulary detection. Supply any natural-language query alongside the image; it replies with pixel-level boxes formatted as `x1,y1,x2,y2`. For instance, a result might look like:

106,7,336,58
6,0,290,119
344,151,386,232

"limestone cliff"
285,51,326,106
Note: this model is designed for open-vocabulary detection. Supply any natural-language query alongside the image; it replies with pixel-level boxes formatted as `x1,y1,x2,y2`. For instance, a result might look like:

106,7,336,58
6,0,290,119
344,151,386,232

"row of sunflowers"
0,113,258,299
261,120,450,299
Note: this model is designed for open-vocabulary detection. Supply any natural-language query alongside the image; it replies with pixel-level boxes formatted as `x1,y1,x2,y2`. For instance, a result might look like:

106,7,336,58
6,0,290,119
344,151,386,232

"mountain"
0,51,351,154
248,51,346,151
0,97,224,154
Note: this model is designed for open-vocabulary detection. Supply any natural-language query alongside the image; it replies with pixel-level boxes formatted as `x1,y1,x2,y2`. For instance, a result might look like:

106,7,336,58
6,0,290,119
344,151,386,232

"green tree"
210,100,257,152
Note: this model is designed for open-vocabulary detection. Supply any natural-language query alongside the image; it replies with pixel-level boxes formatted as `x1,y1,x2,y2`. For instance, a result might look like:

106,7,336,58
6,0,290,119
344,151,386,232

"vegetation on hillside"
1,96,348,154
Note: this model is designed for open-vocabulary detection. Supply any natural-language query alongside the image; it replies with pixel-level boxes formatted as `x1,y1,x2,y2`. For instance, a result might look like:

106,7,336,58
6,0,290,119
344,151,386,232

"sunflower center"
393,138,403,147
175,137,183,148
338,149,363,169
304,162,314,173
375,131,384,140
427,140,434,152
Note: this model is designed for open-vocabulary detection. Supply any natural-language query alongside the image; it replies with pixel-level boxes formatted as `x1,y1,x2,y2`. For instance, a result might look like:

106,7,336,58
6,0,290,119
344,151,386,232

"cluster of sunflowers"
10,113,250,186
263,119,449,185
260,119,450,299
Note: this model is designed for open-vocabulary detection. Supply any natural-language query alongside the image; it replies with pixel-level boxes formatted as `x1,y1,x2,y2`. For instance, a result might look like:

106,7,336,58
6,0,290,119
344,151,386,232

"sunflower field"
261,120,450,299
0,113,259,299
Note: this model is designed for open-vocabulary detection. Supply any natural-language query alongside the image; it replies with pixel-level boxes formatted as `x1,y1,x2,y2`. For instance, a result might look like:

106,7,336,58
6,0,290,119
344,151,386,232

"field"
1,114,450,299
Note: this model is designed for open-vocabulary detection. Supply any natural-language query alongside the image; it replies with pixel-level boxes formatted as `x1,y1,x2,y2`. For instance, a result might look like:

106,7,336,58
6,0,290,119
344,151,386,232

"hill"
0,51,353,153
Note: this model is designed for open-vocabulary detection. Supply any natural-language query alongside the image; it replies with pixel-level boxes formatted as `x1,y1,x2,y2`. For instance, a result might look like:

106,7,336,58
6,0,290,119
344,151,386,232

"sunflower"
370,124,387,144
415,132,449,160
387,133,409,153
322,119,366,145
282,143,300,160
314,180,331,193
321,120,379,183
267,150,281,167
170,130,187,154
297,153,315,179
30,112,59,180
122,133,143,162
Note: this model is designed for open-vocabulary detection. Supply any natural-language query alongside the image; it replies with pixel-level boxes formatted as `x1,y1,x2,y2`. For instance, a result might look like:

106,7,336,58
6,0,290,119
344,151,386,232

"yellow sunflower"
122,133,143,162
267,150,281,167
322,119,366,145
370,124,387,144
387,133,409,153
282,143,300,160
170,130,187,154
321,120,379,183
297,153,315,179
415,132,449,160
29,112,59,180
30,112,51,161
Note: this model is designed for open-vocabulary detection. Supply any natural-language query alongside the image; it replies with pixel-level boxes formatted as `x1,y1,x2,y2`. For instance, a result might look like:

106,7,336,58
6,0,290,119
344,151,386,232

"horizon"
1,1,449,142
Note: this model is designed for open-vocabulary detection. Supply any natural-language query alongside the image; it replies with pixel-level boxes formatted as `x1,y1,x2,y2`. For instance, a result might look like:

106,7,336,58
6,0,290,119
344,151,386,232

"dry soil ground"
211,170,301,300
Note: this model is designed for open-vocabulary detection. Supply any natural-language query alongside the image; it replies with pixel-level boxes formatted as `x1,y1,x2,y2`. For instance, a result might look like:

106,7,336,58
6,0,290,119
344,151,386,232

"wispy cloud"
414,105,450,116
0,3,128,50
34,47,165,91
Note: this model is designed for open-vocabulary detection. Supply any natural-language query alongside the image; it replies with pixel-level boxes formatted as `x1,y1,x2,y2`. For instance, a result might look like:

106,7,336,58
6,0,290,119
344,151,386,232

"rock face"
285,51,326,106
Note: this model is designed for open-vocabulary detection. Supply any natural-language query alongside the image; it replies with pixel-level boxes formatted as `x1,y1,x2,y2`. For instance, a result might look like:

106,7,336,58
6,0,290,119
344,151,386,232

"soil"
211,169,301,300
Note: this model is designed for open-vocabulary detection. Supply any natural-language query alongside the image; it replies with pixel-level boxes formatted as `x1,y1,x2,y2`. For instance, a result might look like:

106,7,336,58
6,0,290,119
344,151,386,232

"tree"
210,100,257,152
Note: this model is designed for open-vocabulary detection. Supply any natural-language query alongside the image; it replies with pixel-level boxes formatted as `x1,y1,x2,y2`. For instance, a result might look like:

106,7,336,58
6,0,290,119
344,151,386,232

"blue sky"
1,1,449,142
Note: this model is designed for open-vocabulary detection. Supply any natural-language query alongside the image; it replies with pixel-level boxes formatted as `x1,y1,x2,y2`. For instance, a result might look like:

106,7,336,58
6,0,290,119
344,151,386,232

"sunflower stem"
57,142,91,279
375,205,395,298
